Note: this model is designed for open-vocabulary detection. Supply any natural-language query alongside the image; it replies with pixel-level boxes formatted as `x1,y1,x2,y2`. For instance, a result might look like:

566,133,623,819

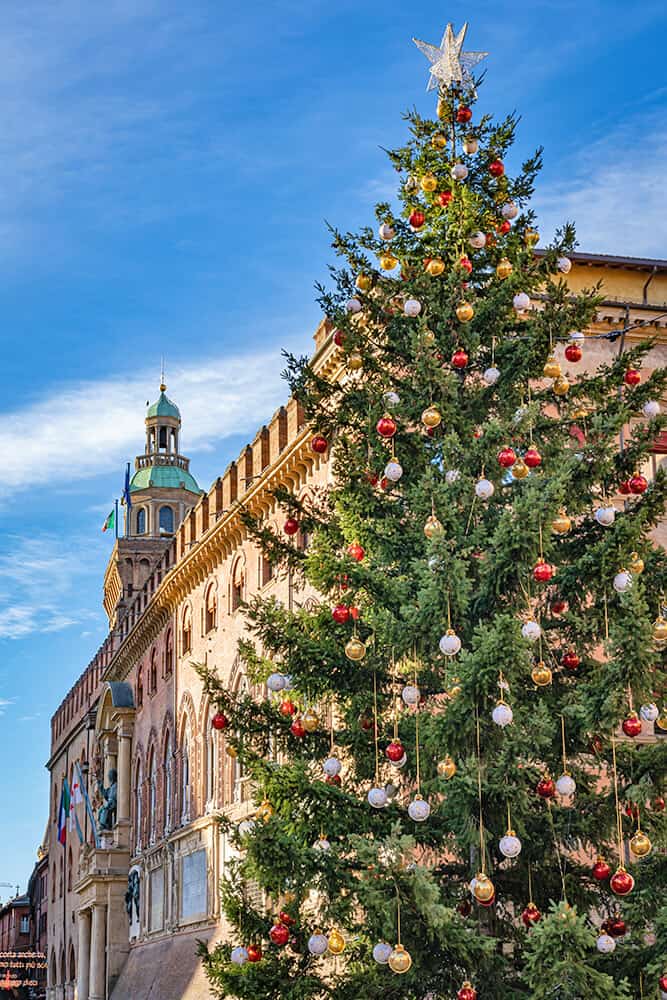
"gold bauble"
421,405,442,428
431,133,447,150
496,257,513,279
657,709,667,731
437,755,457,779
512,457,529,480
552,509,571,535
256,799,274,823
652,615,667,642
524,228,540,246
347,350,363,371
463,136,479,154
426,257,445,277
531,661,553,687
553,375,570,396
422,329,436,347
327,929,346,955
424,514,444,539
448,678,462,699
456,301,474,322
437,96,448,119
543,355,562,379
379,254,398,271
355,273,372,292
226,744,238,758
302,708,319,733
420,172,438,193
345,636,366,661
630,830,652,857
473,872,495,902
388,943,412,974
628,552,644,575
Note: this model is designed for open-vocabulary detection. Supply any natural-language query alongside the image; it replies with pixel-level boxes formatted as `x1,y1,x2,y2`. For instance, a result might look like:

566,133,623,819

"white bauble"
613,570,633,594
323,756,342,778
463,136,479,154
643,399,661,419
373,942,393,964
368,786,388,809
513,405,528,425
384,460,403,482
407,796,431,822
451,163,468,180
384,782,399,800
282,674,294,690
595,506,616,526
557,256,572,274
346,297,362,314
427,556,439,571
499,833,522,858
383,390,400,408
308,933,329,956
404,298,422,317
312,836,331,852
502,201,519,220
401,684,420,706
231,946,249,966
492,702,513,727
556,773,576,797
521,619,541,641
267,671,286,692
640,702,659,722
483,366,500,386
596,933,616,954
569,330,584,344
237,819,255,837
378,223,395,241
513,292,531,311
468,231,486,249
446,468,461,484
439,631,462,656
475,478,495,500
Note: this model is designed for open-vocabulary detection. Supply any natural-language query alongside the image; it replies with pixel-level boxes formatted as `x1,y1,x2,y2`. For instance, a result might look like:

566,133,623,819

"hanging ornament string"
330,698,335,755
395,883,402,946
561,715,568,776
527,863,533,903
545,799,567,902
415,704,421,795
603,590,609,641
475,706,485,873
538,519,544,561
527,385,533,446
373,672,380,784
610,734,624,866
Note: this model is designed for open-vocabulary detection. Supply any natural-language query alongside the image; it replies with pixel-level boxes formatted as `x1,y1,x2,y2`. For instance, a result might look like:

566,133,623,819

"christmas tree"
198,22,667,1000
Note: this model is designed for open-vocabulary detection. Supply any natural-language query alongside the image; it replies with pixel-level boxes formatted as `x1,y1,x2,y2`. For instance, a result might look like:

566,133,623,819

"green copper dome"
130,466,201,493
147,388,181,420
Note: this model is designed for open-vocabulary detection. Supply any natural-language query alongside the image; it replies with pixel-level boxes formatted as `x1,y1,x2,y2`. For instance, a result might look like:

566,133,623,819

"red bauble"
489,159,505,177
452,348,469,369
359,712,374,732
618,479,632,495
333,329,345,348
622,713,642,738
521,903,542,928
438,190,453,206
311,434,328,454
485,232,497,248
269,923,290,946
659,974,667,992
536,776,556,799
376,415,397,438
409,210,426,229
561,649,580,671
278,911,295,926
326,774,342,786
497,446,517,468
624,368,641,386
651,795,666,812
347,541,365,562
564,343,582,363
498,220,511,235
456,106,472,123
629,474,648,494
284,517,299,536
533,561,554,583
551,599,567,615
290,718,305,739
459,254,473,274
524,447,542,468
212,711,229,731
332,604,351,624
364,470,379,487
246,944,262,963
591,858,612,881
609,868,635,896
608,917,627,937
279,699,296,717
457,985,478,1000
385,740,405,762
625,802,639,819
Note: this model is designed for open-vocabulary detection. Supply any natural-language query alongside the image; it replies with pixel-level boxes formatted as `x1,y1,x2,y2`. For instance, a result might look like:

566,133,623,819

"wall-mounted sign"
0,952,46,990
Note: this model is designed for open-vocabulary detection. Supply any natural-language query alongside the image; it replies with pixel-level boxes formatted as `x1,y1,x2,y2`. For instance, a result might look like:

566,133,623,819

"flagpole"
115,499,119,540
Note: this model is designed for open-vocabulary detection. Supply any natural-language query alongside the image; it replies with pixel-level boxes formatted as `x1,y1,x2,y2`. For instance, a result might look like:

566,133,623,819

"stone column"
117,728,132,824
89,904,106,1000
77,908,91,1000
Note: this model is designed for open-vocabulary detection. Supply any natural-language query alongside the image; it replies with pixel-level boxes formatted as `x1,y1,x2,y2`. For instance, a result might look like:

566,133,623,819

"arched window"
135,761,143,853
231,675,249,803
231,560,245,612
137,671,144,709
163,734,173,833
182,606,192,655
51,865,56,903
60,950,66,988
49,950,57,989
206,722,217,808
165,629,174,676
159,505,174,534
68,942,76,983
149,650,157,694
67,848,73,892
181,730,190,824
137,508,147,534
205,584,217,633
149,749,157,843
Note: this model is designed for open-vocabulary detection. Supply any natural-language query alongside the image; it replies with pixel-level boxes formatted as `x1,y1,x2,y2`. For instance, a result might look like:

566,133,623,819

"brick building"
44,252,667,999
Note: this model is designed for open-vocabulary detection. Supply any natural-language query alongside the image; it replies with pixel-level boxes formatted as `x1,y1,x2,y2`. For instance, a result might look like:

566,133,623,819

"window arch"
165,629,174,676
163,733,173,834
149,649,158,695
181,606,192,656
49,950,57,989
68,942,76,983
59,949,66,988
148,748,157,843
231,558,245,612
136,507,147,534
231,674,250,803
134,760,143,853
180,725,191,824
159,505,174,534
136,670,144,710
205,583,217,633
204,708,218,809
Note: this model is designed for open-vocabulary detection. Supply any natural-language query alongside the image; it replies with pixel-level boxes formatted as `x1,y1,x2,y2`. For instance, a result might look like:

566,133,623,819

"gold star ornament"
413,22,488,95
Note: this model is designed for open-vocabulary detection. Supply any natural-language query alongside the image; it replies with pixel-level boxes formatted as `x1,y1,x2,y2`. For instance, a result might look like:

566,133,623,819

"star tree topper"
413,22,488,96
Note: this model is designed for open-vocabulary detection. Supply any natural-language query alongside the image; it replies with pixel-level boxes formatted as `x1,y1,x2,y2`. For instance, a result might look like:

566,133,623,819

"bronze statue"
97,768,118,830
125,870,140,923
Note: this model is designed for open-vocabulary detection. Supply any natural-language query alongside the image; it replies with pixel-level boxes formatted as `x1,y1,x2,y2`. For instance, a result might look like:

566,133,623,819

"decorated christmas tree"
198,22,667,1000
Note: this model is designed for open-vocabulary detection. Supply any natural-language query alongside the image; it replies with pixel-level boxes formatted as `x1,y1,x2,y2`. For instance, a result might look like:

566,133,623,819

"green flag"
102,510,115,533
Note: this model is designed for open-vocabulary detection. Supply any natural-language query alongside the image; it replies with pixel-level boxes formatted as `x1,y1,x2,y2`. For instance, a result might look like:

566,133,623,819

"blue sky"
0,0,665,891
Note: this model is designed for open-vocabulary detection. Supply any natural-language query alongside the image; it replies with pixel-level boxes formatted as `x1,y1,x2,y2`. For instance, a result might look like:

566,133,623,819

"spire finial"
160,356,166,393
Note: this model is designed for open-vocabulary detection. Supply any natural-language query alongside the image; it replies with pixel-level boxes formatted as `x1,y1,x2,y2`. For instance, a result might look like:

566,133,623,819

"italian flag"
57,780,70,846
102,510,115,533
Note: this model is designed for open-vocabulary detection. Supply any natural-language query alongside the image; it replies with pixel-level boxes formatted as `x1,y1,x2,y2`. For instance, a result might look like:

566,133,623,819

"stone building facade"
44,252,667,1000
